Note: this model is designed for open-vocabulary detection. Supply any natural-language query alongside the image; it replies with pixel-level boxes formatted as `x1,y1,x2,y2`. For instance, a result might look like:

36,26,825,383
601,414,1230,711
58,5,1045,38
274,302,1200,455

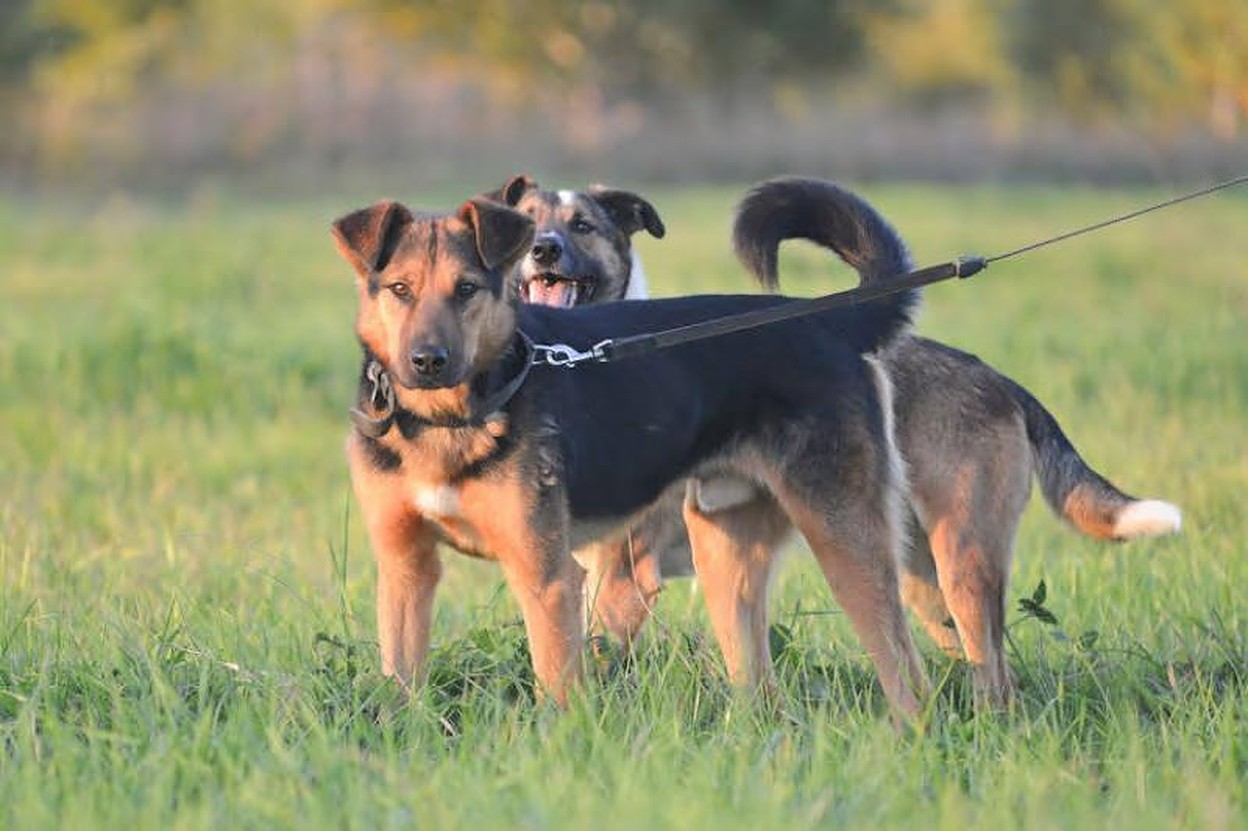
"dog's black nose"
531,235,562,267
410,344,449,378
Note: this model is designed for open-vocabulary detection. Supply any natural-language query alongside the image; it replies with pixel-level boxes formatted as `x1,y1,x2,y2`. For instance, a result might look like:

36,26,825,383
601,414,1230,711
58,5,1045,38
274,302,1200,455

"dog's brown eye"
454,280,480,300
388,282,411,299
570,217,594,234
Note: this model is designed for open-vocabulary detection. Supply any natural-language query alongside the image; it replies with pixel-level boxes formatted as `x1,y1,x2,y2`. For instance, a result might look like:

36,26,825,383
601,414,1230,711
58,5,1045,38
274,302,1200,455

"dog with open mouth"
498,174,1182,708
495,176,665,309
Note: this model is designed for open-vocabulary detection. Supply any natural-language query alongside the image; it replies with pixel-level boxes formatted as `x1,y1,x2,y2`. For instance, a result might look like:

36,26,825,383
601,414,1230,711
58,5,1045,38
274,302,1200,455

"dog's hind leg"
682,483,790,695
767,441,929,722
916,445,1029,709
925,513,1019,710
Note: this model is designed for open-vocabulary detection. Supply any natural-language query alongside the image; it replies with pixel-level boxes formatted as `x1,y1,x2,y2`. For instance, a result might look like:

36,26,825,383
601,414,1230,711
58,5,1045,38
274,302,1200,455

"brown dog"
332,189,930,718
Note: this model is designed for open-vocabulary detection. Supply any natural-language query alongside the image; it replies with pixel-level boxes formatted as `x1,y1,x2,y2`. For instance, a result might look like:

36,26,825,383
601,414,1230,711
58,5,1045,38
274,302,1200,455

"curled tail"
1005,378,1181,540
732,176,919,351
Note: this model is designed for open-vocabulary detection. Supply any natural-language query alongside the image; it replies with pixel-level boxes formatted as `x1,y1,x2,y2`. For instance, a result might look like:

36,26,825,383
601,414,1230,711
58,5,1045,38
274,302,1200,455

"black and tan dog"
332,189,929,718
501,175,1182,707
490,175,665,308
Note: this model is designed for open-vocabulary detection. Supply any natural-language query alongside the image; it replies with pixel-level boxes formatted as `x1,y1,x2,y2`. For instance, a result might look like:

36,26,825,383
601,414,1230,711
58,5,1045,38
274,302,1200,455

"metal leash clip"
530,340,612,368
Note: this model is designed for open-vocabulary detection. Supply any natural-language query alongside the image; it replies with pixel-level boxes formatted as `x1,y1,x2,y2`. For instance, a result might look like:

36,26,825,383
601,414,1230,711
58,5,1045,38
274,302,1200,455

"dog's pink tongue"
528,281,577,308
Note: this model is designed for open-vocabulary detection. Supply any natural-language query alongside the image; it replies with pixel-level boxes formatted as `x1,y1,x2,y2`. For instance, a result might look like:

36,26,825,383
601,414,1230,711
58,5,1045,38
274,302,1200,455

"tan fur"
681,482,789,693
349,411,584,702
346,434,443,685
577,536,664,644
333,199,588,704
1061,484,1120,540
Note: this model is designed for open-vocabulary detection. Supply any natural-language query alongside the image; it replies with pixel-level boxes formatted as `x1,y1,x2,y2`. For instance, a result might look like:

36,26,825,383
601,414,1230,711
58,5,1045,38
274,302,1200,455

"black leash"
531,173,1248,368
531,255,985,367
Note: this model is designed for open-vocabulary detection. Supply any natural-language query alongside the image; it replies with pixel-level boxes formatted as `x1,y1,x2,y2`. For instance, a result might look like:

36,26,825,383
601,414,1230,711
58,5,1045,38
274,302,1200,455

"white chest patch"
412,484,461,518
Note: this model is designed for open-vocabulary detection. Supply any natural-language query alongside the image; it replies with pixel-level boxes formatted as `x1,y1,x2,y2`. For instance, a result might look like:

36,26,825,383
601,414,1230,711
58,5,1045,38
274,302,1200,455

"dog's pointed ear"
331,200,414,278
482,174,538,207
457,198,535,271
588,185,666,239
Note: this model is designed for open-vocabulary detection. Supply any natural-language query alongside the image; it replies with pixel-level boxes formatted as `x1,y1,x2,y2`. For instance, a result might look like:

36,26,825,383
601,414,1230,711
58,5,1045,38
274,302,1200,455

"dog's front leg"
373,518,441,687
499,540,585,706
348,442,442,689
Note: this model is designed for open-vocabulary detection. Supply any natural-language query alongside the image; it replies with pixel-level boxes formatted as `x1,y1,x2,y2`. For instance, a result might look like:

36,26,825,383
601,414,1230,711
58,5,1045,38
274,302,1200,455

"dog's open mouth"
522,274,593,308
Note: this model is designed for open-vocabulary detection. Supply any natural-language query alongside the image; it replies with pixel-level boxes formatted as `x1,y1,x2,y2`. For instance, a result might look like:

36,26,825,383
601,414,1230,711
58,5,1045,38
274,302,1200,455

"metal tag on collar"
349,360,397,438
529,339,612,368
366,360,395,412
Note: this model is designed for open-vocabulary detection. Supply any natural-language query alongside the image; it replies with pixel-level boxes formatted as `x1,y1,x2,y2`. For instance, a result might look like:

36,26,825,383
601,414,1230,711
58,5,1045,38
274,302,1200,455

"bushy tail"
1004,377,1181,540
732,176,919,351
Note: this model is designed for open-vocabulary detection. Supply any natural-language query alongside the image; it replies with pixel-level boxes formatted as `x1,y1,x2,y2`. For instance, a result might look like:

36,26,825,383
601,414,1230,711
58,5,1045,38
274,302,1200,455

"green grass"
2,181,1247,829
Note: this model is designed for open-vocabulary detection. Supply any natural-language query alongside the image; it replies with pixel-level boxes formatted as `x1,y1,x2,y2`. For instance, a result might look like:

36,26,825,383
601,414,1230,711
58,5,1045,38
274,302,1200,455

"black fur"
1004,375,1136,518
509,289,912,520
733,177,913,288
360,436,402,471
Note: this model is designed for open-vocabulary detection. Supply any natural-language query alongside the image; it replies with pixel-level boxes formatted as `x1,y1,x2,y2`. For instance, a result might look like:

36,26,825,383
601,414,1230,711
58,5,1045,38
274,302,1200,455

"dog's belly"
568,514,636,551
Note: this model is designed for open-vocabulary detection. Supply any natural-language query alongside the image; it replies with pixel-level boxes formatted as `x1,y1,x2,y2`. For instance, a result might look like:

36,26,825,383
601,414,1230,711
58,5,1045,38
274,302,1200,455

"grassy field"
2,181,1246,829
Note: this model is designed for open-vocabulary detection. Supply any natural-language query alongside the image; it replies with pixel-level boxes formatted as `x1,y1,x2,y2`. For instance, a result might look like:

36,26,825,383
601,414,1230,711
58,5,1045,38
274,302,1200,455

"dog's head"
332,198,534,391
486,174,665,308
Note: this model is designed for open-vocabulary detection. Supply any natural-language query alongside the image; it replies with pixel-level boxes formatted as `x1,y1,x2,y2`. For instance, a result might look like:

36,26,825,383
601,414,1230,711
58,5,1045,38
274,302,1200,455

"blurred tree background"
2,0,1245,190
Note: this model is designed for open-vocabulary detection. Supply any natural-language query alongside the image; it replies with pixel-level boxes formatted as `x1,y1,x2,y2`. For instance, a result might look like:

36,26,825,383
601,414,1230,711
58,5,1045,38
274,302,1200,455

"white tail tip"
1113,499,1182,539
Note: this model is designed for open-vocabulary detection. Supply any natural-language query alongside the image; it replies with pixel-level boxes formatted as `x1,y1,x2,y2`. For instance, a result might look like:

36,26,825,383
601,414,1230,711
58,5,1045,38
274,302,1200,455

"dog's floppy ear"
588,185,666,239
458,197,535,271
482,174,538,207
331,200,414,278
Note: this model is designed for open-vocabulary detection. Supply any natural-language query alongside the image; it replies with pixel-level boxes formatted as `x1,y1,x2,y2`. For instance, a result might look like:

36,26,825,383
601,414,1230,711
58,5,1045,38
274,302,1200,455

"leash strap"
531,255,986,367
602,255,984,361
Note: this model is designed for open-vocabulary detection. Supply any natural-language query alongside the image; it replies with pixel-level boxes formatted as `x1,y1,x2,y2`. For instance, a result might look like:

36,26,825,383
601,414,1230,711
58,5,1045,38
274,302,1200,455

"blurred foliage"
2,0,1245,184
862,0,1016,106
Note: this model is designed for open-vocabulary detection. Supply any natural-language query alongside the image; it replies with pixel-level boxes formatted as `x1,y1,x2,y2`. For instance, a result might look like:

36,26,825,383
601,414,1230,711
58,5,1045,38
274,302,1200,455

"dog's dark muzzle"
531,231,564,267
523,230,598,307
411,343,448,377
400,343,462,388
